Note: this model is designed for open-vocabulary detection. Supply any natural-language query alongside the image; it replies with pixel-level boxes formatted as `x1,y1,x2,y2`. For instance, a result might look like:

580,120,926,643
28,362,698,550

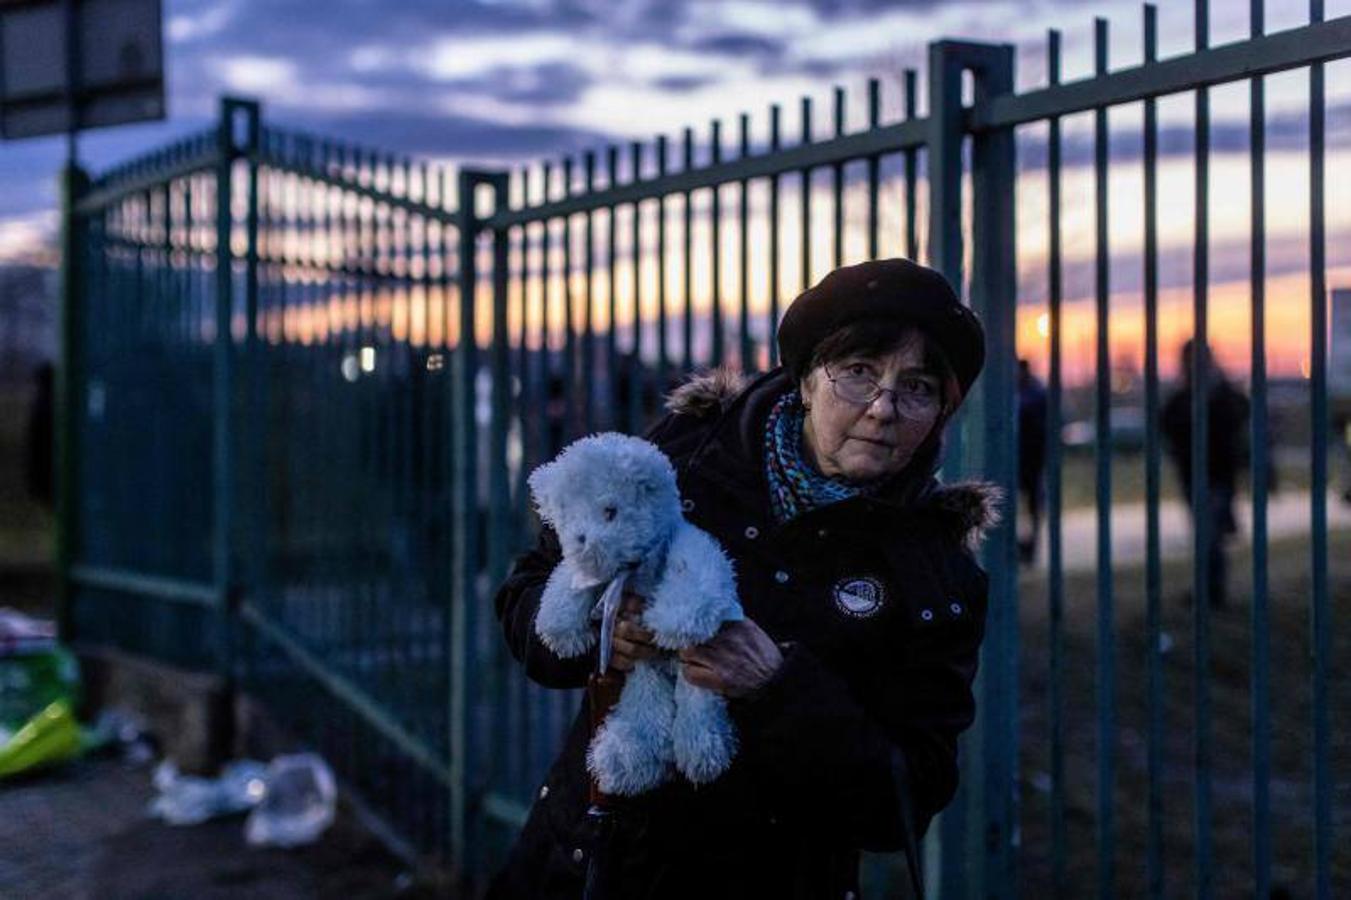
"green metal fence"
59,4,1347,897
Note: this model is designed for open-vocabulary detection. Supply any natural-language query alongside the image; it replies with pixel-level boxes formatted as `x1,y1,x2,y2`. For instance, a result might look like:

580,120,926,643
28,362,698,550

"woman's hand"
608,592,661,673
679,618,784,699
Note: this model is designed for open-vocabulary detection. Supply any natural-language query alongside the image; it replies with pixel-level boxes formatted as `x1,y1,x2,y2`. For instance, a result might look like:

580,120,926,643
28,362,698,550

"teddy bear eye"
603,506,617,521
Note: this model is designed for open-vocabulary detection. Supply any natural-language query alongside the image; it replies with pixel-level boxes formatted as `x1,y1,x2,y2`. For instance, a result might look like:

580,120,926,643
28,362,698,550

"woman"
490,258,998,899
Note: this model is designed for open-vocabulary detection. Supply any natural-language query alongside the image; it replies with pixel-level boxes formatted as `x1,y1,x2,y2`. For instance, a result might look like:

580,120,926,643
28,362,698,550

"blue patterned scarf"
764,391,882,524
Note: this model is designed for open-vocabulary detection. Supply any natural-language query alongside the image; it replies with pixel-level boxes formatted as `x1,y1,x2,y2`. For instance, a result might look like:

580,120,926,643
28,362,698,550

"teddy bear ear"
527,461,562,525
632,465,675,504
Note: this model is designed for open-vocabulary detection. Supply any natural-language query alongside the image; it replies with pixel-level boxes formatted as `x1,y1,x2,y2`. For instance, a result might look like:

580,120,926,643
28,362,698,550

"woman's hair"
803,317,963,414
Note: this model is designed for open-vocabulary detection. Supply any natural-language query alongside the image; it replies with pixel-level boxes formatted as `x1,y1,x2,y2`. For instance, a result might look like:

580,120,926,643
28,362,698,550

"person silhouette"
25,362,54,509
1017,359,1047,564
1160,340,1249,609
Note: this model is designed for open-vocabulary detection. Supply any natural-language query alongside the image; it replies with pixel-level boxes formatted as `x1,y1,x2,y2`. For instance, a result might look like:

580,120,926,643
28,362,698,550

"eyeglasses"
822,364,942,419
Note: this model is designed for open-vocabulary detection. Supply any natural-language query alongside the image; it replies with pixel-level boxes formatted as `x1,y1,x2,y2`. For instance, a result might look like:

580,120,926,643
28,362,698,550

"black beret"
776,258,986,398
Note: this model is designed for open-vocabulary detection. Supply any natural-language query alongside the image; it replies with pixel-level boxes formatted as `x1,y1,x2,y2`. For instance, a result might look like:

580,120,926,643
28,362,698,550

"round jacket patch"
833,576,886,618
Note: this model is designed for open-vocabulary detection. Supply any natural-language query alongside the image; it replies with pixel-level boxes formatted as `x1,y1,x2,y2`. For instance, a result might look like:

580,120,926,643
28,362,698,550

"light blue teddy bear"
528,432,743,795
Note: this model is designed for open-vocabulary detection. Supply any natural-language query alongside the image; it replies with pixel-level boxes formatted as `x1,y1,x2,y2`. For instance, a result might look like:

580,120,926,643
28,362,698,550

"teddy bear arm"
534,560,598,659
644,526,740,650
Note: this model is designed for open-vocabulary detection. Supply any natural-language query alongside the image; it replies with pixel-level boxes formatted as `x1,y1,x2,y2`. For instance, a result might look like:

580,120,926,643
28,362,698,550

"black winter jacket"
488,367,999,900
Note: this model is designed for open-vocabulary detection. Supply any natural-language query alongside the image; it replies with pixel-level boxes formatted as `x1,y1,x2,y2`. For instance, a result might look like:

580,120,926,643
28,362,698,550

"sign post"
0,0,165,159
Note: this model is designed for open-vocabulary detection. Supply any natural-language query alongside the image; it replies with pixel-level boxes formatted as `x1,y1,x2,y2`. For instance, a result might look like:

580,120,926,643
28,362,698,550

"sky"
1,0,1349,380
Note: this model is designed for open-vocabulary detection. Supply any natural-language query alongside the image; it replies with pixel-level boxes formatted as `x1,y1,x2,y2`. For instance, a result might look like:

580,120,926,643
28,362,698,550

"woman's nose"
866,391,900,421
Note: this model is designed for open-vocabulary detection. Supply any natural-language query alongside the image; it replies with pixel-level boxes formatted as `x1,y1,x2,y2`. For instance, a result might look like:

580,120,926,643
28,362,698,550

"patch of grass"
1050,449,1315,512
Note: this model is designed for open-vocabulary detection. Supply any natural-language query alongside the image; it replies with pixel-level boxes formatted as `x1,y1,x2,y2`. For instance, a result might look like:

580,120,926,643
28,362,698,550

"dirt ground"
1015,528,1351,897
0,752,437,899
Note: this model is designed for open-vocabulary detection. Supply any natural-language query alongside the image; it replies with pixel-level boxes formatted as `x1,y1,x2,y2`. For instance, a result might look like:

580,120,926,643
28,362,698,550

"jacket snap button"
572,848,585,864
817,528,828,538
845,892,857,900
744,526,759,539
920,608,934,621
681,499,694,512
949,602,962,615
774,570,790,584
538,784,549,800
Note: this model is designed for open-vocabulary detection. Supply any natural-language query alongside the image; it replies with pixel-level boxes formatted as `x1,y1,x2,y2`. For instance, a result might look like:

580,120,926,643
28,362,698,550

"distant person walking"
25,362,54,509
1017,359,1047,564
1160,340,1249,609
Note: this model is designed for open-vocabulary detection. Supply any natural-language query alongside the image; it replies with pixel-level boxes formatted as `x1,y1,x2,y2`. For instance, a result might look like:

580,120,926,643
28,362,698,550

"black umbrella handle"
581,806,618,900
582,672,626,900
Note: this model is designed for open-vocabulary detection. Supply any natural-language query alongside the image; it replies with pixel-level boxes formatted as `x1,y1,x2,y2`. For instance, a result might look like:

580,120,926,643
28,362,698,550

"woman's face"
799,334,944,483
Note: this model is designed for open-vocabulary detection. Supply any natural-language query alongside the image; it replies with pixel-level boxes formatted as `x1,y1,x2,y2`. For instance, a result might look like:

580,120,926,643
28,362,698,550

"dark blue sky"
0,0,1342,261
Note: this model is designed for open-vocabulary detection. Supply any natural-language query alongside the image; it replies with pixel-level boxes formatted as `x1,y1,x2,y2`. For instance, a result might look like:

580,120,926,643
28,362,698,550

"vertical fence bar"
800,97,812,292
738,113,752,371
583,151,596,430
1045,29,1067,897
970,41,1019,900
866,79,880,261
1090,19,1117,900
1246,1,1271,896
487,170,512,594
214,99,239,685
904,70,919,262
710,119,723,367
1307,5,1331,899
832,86,845,270
629,141,644,432
656,138,669,387
240,102,262,696
540,163,555,453
927,41,970,900
1191,5,1214,897
682,130,694,373
1141,8,1164,899
451,169,486,883
562,157,576,441
606,146,619,425
56,162,89,643
768,106,781,368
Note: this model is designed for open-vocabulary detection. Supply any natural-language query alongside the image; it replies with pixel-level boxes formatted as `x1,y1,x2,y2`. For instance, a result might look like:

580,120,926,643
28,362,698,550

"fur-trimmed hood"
664,365,1003,549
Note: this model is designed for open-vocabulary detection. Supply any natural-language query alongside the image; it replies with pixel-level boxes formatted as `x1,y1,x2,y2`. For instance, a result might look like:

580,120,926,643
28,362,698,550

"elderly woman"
489,258,997,899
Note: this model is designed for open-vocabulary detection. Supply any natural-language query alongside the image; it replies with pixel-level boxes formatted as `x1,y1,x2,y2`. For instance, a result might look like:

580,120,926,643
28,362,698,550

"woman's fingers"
614,618,654,644
613,633,658,660
679,658,722,691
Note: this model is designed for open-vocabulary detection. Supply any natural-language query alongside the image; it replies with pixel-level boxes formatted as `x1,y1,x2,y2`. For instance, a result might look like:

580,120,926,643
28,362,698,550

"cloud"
166,1,237,43
1015,101,1351,172
0,212,57,264
651,74,719,93
213,56,300,95
686,32,785,57
285,108,611,162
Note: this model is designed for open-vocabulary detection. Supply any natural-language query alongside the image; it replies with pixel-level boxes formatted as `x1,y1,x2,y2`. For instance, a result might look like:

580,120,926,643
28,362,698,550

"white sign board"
1332,289,1351,398
0,0,163,140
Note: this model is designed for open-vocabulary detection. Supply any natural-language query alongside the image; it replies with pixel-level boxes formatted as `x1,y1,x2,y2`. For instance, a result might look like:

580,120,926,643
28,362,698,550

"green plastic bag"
0,646,80,729
0,698,83,778
0,644,84,778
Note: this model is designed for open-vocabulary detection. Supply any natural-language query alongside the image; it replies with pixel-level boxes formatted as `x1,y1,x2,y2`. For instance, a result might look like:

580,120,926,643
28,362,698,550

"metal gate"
59,5,1348,896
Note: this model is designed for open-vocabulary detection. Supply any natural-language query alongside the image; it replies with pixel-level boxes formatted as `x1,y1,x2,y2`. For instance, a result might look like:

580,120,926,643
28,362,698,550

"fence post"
212,96,260,753
56,162,89,643
236,98,263,694
450,169,497,887
927,39,1019,900
213,98,237,695
485,173,513,595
